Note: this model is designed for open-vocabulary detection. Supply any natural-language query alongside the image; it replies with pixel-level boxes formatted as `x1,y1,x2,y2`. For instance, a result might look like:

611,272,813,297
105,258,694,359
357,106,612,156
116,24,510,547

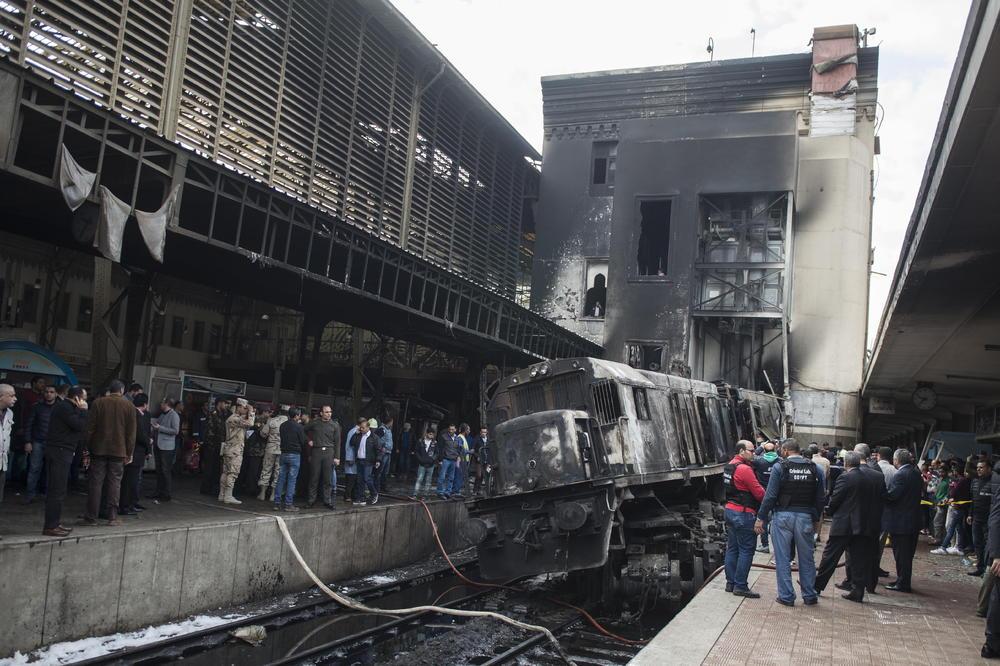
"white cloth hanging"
97,186,131,263
59,144,97,211
134,185,178,263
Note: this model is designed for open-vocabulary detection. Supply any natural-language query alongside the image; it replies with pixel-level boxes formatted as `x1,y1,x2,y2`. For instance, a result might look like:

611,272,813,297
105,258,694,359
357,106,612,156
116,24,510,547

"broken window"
633,387,651,420
589,141,617,196
636,199,671,277
582,259,608,318
625,342,664,372
171,316,185,348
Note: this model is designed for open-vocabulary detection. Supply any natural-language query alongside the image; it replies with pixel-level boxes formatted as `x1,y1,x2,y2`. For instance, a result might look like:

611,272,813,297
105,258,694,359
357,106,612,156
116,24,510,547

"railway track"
74,557,484,665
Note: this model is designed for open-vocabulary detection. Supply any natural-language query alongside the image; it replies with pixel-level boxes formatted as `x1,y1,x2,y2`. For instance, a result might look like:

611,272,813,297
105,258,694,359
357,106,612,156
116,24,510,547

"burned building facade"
532,26,878,445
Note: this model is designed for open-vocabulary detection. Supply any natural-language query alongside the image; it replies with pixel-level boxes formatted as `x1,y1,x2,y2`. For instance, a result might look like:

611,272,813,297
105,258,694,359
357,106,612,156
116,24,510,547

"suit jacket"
986,470,1000,559
883,464,923,535
87,394,137,459
826,466,886,536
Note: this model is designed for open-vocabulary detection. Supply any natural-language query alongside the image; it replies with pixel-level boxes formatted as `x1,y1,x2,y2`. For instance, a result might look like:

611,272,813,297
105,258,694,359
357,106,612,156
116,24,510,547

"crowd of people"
0,376,492,536
723,435,1000,659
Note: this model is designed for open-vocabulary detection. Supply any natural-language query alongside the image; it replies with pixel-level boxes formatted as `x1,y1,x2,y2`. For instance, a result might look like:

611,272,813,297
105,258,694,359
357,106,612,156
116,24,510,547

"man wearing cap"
220,398,254,504
257,405,288,501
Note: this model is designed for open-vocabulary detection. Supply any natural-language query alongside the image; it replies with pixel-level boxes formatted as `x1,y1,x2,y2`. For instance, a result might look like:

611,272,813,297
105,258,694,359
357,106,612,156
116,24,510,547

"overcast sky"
392,0,970,349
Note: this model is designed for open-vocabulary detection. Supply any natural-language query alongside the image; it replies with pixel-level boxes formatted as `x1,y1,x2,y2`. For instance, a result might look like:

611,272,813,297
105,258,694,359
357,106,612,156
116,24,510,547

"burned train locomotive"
466,357,783,606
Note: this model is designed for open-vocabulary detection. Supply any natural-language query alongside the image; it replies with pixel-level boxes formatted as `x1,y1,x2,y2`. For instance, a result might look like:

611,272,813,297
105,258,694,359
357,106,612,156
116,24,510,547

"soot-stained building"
532,25,879,446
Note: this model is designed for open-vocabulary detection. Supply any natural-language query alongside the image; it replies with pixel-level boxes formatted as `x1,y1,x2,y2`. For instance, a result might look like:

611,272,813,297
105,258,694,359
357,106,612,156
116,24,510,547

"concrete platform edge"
629,552,770,665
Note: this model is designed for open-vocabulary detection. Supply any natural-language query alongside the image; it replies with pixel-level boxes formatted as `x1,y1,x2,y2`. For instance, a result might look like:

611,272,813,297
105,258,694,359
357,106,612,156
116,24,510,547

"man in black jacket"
42,386,88,537
411,427,438,498
982,463,1000,658
814,451,886,601
273,408,306,512
24,384,57,502
120,393,152,515
970,460,993,577
883,449,923,592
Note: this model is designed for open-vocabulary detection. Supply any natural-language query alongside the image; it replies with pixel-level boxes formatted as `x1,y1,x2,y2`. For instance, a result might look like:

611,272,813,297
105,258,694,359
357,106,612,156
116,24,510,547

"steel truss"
0,61,601,364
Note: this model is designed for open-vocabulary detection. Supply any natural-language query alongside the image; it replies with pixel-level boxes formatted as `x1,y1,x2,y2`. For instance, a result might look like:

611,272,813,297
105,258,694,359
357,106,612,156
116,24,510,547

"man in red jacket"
724,439,767,597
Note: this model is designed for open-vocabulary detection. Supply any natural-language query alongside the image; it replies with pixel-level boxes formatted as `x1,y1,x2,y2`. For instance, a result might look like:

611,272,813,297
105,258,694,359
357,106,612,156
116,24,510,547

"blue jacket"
758,455,826,521
27,400,56,444
882,464,924,535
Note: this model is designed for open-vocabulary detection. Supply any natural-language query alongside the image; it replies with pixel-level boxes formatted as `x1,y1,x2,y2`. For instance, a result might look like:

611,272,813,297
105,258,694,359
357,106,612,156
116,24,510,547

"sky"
391,0,970,350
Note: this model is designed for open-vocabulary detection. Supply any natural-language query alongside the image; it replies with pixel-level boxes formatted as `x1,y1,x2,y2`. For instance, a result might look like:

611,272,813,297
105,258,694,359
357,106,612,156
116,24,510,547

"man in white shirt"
0,384,17,503
876,447,897,488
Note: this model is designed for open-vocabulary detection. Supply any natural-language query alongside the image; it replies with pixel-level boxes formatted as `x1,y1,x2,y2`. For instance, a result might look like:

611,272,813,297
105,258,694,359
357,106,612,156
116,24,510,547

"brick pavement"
701,537,990,665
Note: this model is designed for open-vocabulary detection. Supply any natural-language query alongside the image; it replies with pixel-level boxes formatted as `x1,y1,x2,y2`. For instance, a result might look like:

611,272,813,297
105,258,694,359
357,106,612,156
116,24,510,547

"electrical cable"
272,513,578,666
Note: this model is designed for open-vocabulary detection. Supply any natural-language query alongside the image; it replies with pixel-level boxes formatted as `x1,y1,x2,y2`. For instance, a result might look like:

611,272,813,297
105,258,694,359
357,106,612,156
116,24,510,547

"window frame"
589,141,618,196
629,195,675,282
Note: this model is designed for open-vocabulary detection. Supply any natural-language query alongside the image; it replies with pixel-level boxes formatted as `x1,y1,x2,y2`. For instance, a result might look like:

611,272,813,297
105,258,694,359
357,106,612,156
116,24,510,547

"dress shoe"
803,597,818,606
732,589,760,599
835,580,853,591
841,593,864,603
42,527,71,537
877,569,890,577
775,598,794,607
725,583,734,593
983,644,1000,659
57,525,73,534
884,582,911,592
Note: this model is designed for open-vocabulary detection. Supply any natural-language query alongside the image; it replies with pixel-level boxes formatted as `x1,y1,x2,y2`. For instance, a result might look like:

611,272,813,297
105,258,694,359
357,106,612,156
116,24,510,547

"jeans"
942,506,963,548
759,517,770,548
375,453,391,491
974,518,988,573
357,461,377,501
414,465,435,496
274,453,301,506
771,511,817,603
155,447,175,500
437,458,457,496
724,508,757,591
933,505,948,542
451,460,466,495
25,440,45,498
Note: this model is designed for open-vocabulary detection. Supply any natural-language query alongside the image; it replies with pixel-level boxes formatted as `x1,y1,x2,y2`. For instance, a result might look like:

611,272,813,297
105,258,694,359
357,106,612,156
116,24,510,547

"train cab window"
633,388,651,420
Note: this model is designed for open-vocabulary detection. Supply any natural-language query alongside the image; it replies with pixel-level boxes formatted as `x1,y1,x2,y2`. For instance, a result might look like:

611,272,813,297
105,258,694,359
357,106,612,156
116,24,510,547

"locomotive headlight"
529,367,539,378
539,364,549,375
553,501,591,531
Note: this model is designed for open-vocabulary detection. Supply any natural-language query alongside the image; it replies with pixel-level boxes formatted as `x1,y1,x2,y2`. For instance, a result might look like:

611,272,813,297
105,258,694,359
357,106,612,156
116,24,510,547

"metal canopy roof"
863,0,1000,444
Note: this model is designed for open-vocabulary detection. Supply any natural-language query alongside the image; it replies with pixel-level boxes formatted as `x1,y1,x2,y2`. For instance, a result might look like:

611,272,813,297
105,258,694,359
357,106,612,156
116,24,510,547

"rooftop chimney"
809,24,860,137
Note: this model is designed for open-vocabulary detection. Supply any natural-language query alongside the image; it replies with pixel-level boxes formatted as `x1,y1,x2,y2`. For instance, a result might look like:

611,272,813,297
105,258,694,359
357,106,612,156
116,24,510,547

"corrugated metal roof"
542,49,878,128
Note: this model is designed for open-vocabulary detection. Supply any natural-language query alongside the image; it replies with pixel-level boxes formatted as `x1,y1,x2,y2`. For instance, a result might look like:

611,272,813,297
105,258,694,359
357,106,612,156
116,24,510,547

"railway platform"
631,537,990,665
0,474,468,658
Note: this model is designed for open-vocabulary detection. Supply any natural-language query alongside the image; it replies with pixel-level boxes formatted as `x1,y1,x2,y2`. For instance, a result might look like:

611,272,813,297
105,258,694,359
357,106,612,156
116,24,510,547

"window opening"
633,387,651,420
171,316,185,348
583,260,608,318
636,199,671,277
625,342,664,372
589,141,617,195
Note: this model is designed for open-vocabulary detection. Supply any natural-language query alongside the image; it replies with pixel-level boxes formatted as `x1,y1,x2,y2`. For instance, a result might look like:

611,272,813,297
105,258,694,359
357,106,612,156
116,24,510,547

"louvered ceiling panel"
5,0,538,298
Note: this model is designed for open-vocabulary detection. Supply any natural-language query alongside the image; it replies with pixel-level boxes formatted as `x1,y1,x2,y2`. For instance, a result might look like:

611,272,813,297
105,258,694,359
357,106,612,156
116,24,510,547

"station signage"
868,396,895,415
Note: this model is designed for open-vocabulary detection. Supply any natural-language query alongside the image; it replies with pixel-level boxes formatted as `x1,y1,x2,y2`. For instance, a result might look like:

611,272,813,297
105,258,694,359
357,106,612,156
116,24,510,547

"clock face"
912,387,937,411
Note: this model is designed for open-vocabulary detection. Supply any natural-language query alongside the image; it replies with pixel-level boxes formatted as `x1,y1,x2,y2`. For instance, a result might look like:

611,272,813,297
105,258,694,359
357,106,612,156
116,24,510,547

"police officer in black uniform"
970,460,994,577
755,438,826,606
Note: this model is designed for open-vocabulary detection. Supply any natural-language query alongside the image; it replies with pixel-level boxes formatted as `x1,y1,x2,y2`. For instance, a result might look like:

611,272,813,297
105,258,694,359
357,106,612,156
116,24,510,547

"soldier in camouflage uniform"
219,398,254,504
257,406,288,500
199,397,230,496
